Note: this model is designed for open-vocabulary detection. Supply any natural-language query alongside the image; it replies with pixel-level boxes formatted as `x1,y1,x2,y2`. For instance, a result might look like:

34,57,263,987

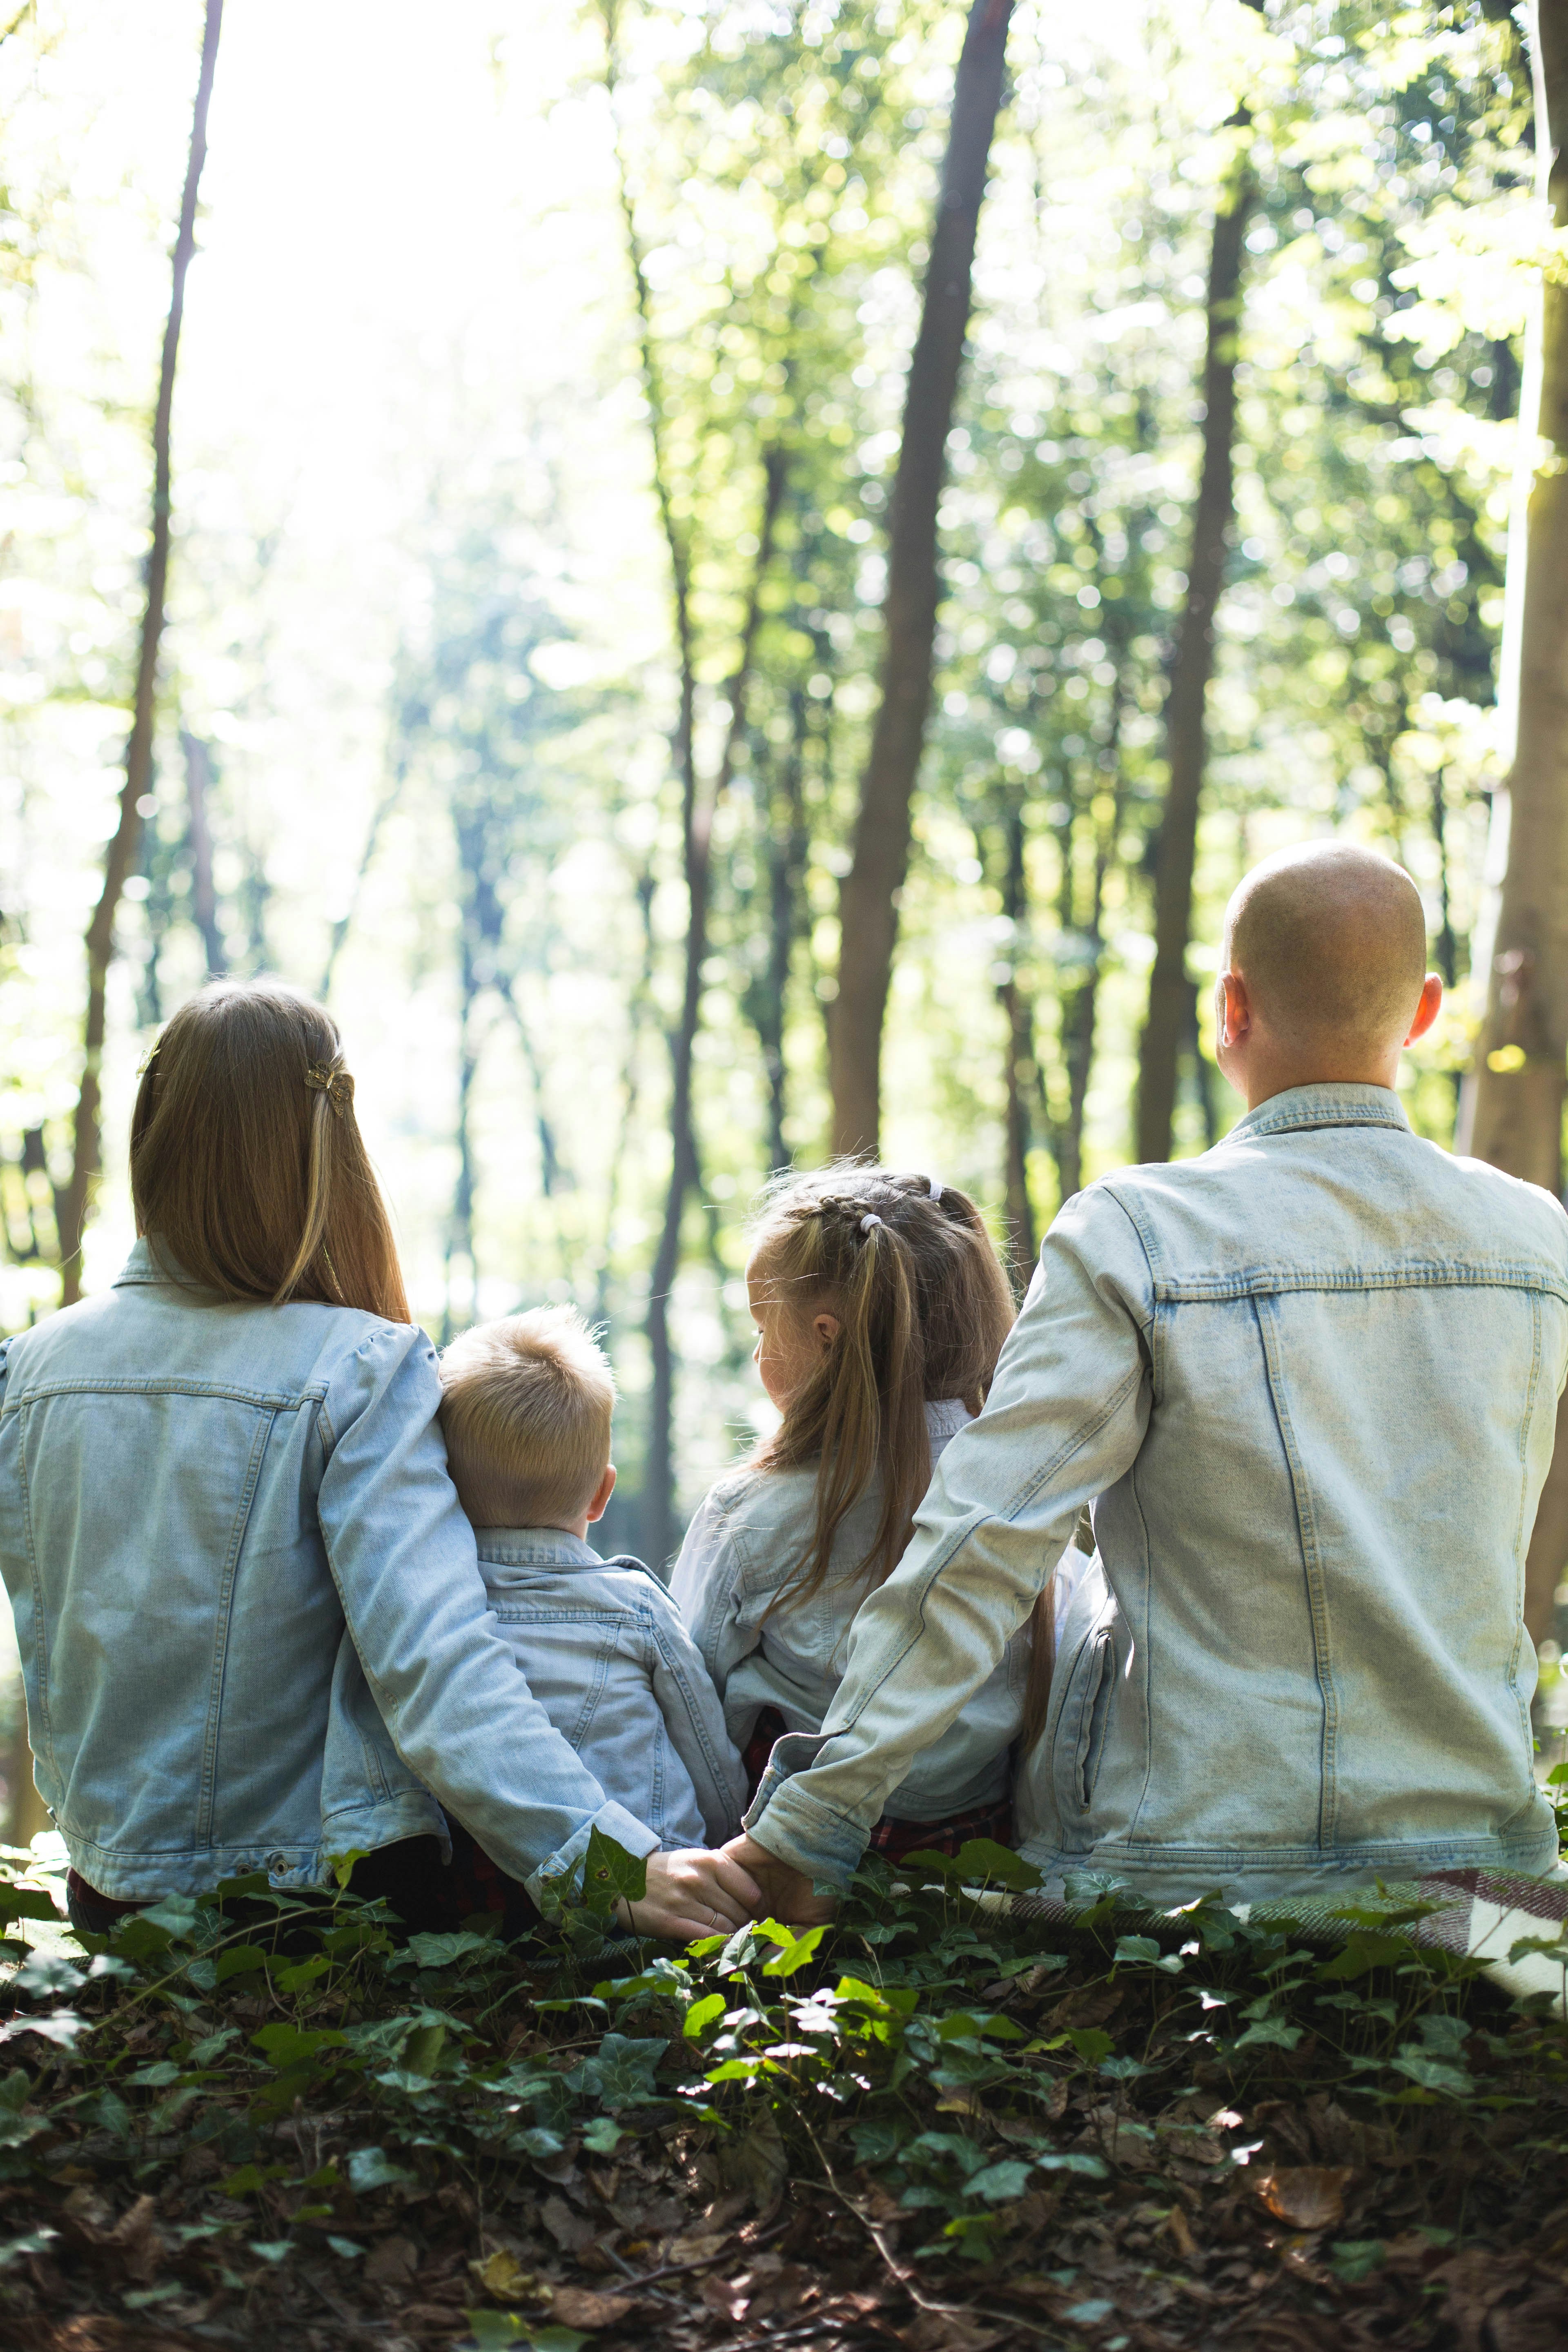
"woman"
0,980,757,1941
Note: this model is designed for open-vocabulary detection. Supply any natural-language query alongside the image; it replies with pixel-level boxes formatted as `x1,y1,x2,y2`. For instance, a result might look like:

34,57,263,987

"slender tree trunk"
829,0,1014,1158
443,958,481,1349
643,449,787,1567
996,802,1038,1288
180,730,227,978
1135,146,1253,1166
56,0,222,1302
760,686,809,1176
1458,0,1568,1642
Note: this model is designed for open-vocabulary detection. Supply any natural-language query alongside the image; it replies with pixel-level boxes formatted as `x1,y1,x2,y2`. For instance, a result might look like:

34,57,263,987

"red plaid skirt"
742,1708,1013,1865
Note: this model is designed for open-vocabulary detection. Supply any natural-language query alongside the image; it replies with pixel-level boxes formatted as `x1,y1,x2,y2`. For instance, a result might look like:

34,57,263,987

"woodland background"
2,0,1566,1831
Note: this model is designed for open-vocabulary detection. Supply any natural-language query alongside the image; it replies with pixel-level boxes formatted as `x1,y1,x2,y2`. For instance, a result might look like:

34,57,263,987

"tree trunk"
996,803,1038,1288
760,685,810,1176
1135,147,1254,1166
1458,0,1568,1642
829,0,1014,1158
642,449,786,1569
56,0,223,1303
180,730,227,979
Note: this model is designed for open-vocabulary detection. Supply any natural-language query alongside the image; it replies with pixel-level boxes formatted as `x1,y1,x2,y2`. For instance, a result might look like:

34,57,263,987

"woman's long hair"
129,980,410,1324
749,1165,1015,1608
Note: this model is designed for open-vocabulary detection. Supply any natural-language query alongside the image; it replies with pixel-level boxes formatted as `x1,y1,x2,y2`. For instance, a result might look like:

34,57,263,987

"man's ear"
1404,972,1443,1046
1217,970,1252,1050
586,1463,617,1524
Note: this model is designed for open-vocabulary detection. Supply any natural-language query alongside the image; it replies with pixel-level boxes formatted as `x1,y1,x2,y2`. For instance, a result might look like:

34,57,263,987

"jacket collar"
1223,1082,1412,1146
473,1526,603,1570
114,1236,177,1287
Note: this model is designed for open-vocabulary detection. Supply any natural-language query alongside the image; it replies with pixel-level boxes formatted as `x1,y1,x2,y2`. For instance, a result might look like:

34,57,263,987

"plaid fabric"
866,1797,1015,1862
744,1705,1014,1863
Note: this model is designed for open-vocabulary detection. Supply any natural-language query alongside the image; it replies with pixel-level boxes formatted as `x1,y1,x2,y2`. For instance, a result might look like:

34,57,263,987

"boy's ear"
586,1463,617,1524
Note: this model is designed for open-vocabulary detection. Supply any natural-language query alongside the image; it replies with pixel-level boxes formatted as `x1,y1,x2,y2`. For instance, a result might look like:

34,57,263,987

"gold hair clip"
304,1062,354,1116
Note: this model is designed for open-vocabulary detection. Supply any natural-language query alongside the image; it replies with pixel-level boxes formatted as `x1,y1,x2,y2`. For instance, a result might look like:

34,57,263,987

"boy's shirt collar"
1222,1080,1412,1147
472,1525,604,1570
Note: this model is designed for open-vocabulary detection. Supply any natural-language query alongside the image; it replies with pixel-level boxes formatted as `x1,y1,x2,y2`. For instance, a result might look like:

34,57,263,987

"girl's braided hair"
748,1163,1016,1612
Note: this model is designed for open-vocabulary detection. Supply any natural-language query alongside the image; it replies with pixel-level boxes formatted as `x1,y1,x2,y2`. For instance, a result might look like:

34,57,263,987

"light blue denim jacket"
475,1528,745,1849
0,1242,661,1902
671,1402,1034,1819
750,1086,1568,1903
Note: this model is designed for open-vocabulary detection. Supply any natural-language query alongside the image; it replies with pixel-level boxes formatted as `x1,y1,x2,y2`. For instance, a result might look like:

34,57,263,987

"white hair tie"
927,1175,943,1199
860,1212,883,1234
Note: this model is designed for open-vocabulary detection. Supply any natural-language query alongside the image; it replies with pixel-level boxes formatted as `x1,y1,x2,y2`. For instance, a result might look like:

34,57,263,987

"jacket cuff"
744,1767,871,1889
528,1801,662,1903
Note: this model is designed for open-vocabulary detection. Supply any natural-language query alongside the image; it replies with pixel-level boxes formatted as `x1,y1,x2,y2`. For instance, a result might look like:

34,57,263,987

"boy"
732,841,1568,1917
439,1308,746,1855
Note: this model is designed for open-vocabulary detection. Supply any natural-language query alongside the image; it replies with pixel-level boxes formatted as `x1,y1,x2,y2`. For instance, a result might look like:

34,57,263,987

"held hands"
618,1845,763,1942
718,1832,837,1927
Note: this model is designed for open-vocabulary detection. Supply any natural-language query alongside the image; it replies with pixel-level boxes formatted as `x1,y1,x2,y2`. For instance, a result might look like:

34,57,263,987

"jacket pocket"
1070,1626,1116,1815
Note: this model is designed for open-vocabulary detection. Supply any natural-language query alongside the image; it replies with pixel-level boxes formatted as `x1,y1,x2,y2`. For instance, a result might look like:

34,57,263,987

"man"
730,843,1568,1917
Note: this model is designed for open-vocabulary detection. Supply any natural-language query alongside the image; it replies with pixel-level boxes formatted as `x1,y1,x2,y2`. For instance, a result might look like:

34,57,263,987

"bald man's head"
1223,842,1428,1055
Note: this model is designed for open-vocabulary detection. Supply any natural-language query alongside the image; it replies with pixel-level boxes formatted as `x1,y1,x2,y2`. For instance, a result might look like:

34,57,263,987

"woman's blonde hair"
748,1165,1015,1608
129,980,410,1324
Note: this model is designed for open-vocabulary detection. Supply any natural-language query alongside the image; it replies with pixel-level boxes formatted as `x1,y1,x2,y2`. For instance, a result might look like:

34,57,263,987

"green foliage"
1,1839,1564,2337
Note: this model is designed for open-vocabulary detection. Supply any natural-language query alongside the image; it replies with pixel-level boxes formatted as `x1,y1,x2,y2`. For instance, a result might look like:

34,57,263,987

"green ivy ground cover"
0,1826,1566,2352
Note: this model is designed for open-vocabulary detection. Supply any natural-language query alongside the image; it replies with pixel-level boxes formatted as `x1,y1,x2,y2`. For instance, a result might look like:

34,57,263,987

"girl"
673,1165,1065,1860
0,980,757,1944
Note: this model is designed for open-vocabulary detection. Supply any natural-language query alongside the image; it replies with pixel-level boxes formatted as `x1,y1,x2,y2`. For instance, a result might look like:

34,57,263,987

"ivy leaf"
963,2158,1035,2202
250,2023,348,2070
1316,1931,1414,1980
581,2115,624,2155
1390,2049,1474,2097
213,1945,269,1985
757,1921,828,1978
683,1993,727,2039
347,2146,416,2192
1061,2027,1115,2065
405,1931,498,1973
951,1840,1042,1891
580,1829,647,1915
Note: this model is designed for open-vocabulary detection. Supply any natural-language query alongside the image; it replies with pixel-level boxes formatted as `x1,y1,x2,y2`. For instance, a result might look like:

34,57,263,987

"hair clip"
136,1043,161,1077
304,1062,354,1116
860,1212,884,1234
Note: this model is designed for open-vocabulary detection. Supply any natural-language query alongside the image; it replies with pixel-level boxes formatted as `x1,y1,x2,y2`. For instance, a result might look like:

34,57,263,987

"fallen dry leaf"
468,2247,546,2305
550,2285,637,2328
1254,2166,1353,2232
540,2193,597,2253
665,2227,730,2267
363,2233,419,2288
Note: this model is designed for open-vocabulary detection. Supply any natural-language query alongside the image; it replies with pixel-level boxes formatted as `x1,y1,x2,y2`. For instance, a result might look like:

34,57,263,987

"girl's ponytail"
748,1164,1014,1610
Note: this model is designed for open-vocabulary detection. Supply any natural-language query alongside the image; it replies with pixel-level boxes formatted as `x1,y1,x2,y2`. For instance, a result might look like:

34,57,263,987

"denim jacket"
475,1529,744,1849
671,1401,1032,1819
0,1241,661,1901
750,1086,1568,1903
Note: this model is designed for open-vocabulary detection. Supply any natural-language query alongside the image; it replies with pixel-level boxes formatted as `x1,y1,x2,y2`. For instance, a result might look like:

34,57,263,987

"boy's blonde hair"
438,1307,615,1529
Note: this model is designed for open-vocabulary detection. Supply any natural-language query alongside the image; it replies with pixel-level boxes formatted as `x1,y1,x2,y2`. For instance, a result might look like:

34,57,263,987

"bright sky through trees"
0,0,1544,1569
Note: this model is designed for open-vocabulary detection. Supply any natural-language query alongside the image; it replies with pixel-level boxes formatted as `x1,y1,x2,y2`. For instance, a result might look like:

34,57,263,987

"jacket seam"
1152,1266,1568,1303
2,1376,326,1410
1252,1292,1339,1847
196,1409,277,1843
14,1403,59,1793
1506,1289,1545,1757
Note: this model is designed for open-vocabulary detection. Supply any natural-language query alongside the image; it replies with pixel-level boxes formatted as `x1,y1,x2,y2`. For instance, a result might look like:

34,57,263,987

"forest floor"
0,1835,1565,2352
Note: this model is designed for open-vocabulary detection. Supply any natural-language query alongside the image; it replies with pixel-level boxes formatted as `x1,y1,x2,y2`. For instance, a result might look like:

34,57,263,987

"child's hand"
719,1833,836,1926
619,1847,763,1942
